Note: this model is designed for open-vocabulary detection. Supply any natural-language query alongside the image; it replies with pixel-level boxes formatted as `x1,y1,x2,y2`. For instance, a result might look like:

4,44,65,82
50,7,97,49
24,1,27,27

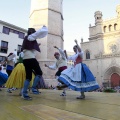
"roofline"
0,20,27,32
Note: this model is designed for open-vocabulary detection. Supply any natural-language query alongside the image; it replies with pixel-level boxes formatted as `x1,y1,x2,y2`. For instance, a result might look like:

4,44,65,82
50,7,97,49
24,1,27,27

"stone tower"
89,11,103,40
94,11,103,35
29,0,64,86
116,5,120,18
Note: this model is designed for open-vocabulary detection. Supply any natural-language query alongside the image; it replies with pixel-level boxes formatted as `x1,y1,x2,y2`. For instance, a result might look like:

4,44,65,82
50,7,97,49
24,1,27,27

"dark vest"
74,56,82,66
22,36,40,52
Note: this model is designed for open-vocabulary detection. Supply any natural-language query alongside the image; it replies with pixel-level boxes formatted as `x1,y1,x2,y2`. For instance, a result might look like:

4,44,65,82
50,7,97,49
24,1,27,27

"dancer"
0,65,8,91
5,51,40,96
45,46,67,96
22,26,48,100
6,53,16,76
58,40,99,99
6,51,27,94
6,52,16,93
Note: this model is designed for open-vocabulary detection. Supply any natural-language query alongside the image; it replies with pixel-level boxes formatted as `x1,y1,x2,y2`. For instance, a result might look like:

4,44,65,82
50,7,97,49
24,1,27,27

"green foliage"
103,88,116,93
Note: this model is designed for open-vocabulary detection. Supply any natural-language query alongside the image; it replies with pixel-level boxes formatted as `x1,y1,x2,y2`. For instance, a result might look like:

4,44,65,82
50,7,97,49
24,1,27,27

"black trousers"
23,58,42,81
6,70,12,77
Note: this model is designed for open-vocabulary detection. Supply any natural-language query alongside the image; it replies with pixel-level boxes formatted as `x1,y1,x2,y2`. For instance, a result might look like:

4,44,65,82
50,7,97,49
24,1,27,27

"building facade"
81,5,120,88
0,20,27,63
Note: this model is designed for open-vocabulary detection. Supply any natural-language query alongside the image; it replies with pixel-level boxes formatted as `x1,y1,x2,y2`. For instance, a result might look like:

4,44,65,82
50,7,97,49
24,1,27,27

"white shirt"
23,26,48,59
68,50,84,62
48,48,67,70
28,26,48,41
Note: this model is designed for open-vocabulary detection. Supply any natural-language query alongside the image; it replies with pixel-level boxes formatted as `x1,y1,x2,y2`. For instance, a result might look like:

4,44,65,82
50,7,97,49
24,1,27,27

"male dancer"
45,46,67,96
22,26,48,100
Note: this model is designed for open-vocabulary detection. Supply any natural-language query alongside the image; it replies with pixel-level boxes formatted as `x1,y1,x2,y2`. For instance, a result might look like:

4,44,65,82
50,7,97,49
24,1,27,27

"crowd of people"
0,25,100,100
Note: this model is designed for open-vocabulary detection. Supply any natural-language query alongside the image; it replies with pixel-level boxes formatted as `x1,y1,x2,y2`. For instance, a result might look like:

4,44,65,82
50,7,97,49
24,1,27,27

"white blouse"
68,50,84,62
23,26,48,59
28,26,48,41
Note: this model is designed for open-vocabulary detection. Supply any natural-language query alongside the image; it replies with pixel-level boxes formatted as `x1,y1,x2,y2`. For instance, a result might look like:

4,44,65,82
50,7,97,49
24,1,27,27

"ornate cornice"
95,52,120,59
103,31,120,38
89,34,103,40
89,31,120,40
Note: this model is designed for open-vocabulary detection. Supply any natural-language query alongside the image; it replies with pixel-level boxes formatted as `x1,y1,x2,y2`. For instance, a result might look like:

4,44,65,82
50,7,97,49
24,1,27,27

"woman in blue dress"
0,65,8,89
58,40,99,99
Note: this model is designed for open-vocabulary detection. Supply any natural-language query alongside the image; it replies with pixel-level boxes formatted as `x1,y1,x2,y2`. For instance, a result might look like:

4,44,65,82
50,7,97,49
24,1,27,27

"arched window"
114,23,117,30
109,25,112,31
97,17,101,19
86,51,90,59
103,26,107,32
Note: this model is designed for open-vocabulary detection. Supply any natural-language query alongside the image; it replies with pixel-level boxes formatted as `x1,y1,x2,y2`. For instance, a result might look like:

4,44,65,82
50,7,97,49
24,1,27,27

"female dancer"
0,65,8,90
6,52,16,93
58,40,99,99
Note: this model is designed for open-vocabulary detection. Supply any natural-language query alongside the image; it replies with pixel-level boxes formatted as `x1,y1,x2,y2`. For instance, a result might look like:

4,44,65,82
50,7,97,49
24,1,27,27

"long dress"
5,63,34,88
5,54,46,89
58,51,99,92
0,72,8,86
5,53,35,88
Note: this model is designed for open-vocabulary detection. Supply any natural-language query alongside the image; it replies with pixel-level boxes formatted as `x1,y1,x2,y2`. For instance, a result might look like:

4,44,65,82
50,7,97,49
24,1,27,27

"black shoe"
7,89,12,93
22,95,32,100
57,84,67,90
19,93,22,96
76,95,85,99
60,92,66,96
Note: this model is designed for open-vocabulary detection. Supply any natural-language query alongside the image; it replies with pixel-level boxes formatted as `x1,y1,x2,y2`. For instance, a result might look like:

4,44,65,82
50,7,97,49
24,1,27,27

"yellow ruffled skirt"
5,63,34,88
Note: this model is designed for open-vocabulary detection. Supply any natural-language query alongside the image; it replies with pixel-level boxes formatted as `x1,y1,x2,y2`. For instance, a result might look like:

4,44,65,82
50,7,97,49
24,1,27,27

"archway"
111,73,120,87
103,66,120,87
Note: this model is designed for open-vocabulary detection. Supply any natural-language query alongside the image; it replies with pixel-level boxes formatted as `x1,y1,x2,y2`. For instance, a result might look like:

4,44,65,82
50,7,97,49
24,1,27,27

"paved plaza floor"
0,88,120,120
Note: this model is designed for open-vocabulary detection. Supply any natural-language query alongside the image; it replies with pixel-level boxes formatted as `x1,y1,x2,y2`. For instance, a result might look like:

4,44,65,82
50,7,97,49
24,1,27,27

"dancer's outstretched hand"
74,39,78,44
54,46,58,49
64,50,66,53
45,64,48,67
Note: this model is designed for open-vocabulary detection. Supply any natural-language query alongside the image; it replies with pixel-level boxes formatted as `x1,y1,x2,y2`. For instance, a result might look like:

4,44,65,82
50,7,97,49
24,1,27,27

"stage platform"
0,89,120,120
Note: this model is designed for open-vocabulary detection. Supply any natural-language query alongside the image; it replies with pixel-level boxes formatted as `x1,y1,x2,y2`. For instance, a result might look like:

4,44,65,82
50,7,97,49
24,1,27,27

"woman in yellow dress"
5,52,35,95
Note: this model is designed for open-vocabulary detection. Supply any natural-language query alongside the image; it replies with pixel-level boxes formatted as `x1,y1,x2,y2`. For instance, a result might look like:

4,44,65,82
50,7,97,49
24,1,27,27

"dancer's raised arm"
54,46,67,60
74,39,81,52
28,26,48,41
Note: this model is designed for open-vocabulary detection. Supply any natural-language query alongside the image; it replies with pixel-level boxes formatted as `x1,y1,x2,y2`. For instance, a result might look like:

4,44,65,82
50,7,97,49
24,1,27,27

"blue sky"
0,0,120,52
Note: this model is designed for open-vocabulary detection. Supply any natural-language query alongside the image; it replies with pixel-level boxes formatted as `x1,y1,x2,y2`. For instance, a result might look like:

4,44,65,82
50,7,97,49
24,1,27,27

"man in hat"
21,26,48,100
45,46,68,96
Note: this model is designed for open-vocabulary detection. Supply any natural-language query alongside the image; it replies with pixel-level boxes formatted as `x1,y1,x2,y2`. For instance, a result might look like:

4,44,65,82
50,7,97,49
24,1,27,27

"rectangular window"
17,45,22,56
10,29,14,33
1,41,8,53
3,26,25,39
10,29,19,34
13,30,19,34
2,26,10,35
19,32,25,39
0,56,6,62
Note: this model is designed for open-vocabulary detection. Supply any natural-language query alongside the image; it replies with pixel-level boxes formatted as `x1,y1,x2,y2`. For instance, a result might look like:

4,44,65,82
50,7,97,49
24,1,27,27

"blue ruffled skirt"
0,72,8,86
58,63,99,92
